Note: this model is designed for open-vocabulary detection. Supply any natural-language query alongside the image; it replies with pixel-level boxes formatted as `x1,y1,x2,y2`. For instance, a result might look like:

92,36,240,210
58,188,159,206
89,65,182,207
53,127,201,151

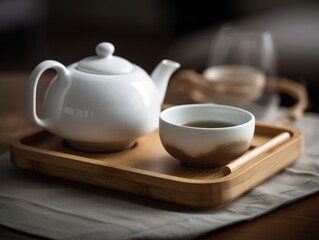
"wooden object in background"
10,122,303,208
170,70,308,124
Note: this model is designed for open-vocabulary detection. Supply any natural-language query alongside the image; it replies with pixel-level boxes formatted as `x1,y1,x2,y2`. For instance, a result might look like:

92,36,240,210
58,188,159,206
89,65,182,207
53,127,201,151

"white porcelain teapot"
28,42,180,151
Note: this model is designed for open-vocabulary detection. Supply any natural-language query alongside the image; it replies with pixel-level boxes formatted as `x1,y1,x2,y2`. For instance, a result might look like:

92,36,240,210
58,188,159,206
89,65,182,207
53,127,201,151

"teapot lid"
76,42,134,75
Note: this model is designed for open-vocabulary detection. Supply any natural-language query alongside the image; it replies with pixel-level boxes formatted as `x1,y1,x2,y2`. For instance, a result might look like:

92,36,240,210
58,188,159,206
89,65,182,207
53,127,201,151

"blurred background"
0,0,319,112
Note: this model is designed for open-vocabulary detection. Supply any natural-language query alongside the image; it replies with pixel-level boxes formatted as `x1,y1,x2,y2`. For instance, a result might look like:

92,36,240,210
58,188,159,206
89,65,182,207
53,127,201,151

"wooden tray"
10,122,303,208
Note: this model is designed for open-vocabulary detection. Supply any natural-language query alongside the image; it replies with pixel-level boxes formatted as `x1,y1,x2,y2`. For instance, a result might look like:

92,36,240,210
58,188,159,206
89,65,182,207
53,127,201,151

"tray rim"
9,121,304,208
10,121,302,186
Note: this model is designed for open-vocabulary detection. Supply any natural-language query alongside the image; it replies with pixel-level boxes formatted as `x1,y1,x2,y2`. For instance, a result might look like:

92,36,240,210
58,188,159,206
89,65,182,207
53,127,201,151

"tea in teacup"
182,120,236,128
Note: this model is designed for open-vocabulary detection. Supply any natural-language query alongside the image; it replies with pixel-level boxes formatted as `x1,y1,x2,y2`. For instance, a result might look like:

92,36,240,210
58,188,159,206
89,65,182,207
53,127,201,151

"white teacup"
159,104,255,167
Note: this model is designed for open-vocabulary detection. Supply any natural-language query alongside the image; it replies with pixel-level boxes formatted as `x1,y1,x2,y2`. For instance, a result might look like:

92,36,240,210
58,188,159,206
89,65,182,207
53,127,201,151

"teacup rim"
160,103,255,130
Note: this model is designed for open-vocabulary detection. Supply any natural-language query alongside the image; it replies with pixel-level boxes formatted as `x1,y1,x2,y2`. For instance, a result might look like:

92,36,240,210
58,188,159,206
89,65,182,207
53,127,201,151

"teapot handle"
28,60,70,128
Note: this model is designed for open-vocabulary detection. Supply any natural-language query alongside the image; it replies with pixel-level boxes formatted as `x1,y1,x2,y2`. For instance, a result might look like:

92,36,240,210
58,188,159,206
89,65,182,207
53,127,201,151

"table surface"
0,72,318,240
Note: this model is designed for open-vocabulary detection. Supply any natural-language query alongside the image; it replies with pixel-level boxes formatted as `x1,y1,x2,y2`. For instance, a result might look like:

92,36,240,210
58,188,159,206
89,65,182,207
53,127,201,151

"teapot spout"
151,59,180,104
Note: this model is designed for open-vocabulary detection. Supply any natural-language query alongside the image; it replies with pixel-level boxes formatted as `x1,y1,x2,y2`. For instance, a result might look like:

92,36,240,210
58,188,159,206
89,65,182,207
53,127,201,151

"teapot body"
28,42,179,151
32,63,161,151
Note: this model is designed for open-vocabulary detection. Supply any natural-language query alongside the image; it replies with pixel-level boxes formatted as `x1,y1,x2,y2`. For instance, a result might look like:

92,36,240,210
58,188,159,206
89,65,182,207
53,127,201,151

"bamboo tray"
10,122,303,208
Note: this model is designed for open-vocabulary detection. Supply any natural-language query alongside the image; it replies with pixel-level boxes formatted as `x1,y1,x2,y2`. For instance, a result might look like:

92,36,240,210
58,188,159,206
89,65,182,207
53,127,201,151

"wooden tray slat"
10,121,303,208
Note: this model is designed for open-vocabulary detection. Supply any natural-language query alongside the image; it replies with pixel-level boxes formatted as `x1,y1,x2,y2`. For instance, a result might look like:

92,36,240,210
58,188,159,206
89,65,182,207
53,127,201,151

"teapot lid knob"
96,42,115,58
76,42,134,74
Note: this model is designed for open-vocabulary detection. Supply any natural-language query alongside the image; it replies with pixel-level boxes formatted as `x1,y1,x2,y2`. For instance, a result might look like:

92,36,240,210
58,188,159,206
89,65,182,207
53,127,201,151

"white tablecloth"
0,112,319,240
